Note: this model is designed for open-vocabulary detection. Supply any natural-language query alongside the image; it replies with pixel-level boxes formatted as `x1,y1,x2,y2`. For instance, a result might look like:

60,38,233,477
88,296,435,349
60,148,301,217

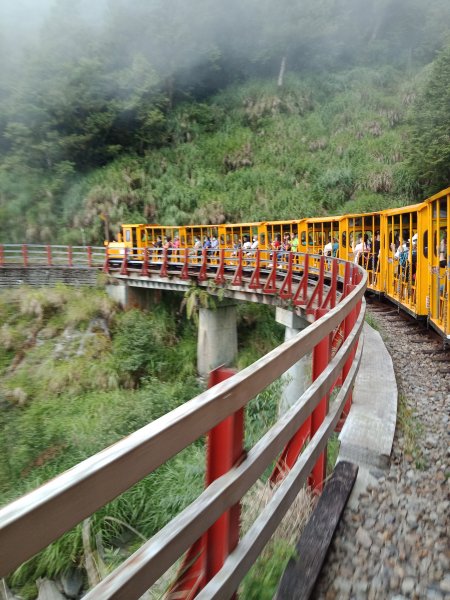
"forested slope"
0,0,449,244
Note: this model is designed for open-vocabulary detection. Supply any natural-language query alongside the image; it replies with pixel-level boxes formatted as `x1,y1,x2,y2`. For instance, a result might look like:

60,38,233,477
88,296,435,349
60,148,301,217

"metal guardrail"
0,251,367,599
0,244,106,268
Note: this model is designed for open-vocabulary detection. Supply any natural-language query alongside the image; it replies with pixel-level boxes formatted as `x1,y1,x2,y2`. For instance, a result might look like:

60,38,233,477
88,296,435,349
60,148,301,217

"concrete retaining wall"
0,267,100,287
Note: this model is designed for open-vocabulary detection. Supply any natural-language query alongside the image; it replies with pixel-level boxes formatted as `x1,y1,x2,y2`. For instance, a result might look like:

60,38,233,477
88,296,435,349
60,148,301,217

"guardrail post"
231,249,243,286
198,248,208,281
293,253,309,305
168,366,241,599
87,246,92,268
120,248,128,276
248,249,262,289
180,248,190,280
263,250,278,294
46,244,52,266
279,252,294,299
205,367,243,582
160,248,169,278
22,244,28,267
68,246,73,268
214,248,226,285
310,308,331,492
141,247,149,277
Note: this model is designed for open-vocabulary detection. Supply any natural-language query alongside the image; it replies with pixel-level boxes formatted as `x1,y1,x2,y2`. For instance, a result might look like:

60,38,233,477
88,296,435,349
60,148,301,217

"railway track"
312,304,450,600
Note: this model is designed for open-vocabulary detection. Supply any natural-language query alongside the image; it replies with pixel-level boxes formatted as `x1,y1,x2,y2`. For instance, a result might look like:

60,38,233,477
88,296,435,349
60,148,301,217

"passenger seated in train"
191,236,202,256
282,233,291,253
439,233,447,268
270,235,281,252
242,235,252,253
291,231,299,253
353,234,370,267
251,235,259,250
323,236,333,256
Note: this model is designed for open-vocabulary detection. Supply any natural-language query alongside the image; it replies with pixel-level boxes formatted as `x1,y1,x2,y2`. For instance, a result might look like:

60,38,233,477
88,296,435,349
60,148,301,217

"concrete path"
337,323,397,507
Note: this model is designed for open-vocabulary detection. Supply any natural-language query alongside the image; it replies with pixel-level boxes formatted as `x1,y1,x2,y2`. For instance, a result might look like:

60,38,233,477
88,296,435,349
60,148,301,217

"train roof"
380,202,427,216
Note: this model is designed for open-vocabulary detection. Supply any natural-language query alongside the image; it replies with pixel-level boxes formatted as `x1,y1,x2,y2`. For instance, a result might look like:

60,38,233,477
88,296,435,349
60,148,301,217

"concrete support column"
106,282,161,309
275,307,311,415
197,301,238,378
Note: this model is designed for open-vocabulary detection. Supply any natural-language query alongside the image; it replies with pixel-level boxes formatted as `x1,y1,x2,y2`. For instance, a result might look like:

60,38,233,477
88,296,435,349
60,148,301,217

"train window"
260,234,266,246
301,232,306,246
125,230,131,242
423,230,428,259
433,200,447,218
342,232,346,248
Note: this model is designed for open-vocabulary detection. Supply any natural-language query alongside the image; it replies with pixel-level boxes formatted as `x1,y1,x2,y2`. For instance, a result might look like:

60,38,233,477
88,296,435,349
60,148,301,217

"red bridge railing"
0,244,105,268
0,250,367,599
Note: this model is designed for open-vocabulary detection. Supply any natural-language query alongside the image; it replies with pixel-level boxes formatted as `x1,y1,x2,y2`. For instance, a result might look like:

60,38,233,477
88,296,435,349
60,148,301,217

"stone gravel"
312,306,450,600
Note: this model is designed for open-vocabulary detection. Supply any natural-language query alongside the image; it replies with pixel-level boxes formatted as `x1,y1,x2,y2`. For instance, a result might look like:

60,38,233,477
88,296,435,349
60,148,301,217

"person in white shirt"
353,234,370,266
323,239,333,256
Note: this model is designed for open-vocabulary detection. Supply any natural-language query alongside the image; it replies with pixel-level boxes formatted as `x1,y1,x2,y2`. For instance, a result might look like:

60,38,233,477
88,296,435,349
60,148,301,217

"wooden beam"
275,460,359,600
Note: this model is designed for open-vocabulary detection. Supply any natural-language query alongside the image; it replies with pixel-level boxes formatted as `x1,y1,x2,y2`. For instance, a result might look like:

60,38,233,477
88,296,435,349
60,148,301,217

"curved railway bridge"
0,245,438,598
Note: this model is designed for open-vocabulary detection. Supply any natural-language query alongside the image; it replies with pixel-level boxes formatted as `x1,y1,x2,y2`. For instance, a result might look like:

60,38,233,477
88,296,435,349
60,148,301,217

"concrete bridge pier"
106,282,162,309
275,307,311,415
197,300,238,378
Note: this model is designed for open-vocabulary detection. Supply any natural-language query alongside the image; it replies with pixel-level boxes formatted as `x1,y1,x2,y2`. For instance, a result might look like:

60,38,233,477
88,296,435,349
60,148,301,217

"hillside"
1,0,450,245
0,68,429,244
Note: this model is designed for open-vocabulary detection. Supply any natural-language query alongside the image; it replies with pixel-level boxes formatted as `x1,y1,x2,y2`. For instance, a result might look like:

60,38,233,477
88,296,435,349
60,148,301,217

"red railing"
0,249,366,599
0,244,105,268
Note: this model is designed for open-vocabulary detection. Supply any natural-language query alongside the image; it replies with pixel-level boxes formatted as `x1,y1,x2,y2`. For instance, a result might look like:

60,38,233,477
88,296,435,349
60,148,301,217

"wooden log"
275,460,358,600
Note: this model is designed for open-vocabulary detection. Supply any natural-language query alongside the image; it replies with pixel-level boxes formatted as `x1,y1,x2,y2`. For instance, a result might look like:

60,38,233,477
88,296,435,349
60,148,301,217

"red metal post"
22,245,28,268
181,247,190,280
248,250,262,289
198,249,208,282
310,308,331,492
263,250,278,294
322,259,338,309
141,247,149,277
279,252,294,299
231,250,243,286
120,248,128,276
214,249,226,285
293,254,309,305
46,244,52,266
68,246,73,269
87,246,93,268
205,367,243,581
168,366,240,599
160,248,169,278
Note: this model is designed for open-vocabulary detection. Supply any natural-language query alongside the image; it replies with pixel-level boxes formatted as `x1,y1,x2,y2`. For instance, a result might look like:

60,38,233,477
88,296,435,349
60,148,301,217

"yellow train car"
299,216,343,256
424,187,449,340
109,186,450,342
106,223,147,265
381,203,427,317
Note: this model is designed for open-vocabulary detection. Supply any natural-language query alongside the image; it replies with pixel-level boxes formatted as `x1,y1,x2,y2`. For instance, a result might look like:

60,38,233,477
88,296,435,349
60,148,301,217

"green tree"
408,43,450,195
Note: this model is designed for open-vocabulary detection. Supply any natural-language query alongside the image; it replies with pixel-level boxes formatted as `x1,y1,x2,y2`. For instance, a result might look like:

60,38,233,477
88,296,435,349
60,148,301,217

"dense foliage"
407,43,450,195
0,0,449,243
